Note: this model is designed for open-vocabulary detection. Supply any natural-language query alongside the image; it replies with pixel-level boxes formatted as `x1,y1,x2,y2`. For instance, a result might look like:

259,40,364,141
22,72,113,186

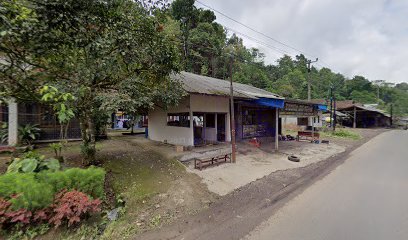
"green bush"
18,124,41,146
0,173,54,210
0,168,105,211
37,167,106,199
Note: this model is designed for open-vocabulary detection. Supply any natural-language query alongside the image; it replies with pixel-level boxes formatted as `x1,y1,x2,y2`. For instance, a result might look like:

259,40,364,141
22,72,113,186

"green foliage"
7,224,50,240
7,152,61,173
36,167,106,200
322,129,361,140
18,124,40,146
0,122,8,144
0,173,54,210
49,142,63,160
0,167,105,210
40,86,75,125
2,0,184,163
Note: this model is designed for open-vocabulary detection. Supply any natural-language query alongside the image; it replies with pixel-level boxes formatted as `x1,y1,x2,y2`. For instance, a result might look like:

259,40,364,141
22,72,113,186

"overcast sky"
195,0,408,83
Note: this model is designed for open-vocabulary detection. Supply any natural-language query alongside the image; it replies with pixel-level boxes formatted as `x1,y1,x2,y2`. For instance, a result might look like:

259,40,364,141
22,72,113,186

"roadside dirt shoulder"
136,129,387,240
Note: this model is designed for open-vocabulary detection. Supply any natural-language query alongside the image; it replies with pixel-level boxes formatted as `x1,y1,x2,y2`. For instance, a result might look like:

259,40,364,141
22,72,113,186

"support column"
275,108,279,152
8,99,18,146
214,113,218,142
311,116,315,143
189,96,194,146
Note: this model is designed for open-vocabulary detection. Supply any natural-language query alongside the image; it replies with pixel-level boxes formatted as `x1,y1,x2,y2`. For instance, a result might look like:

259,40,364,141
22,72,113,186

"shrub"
18,124,41,146
1,189,101,233
49,190,101,227
0,168,105,211
7,152,61,173
0,197,47,229
37,167,106,199
0,173,54,210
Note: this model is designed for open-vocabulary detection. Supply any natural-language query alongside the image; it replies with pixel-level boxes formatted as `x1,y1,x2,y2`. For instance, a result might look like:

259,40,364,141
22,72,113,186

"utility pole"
390,104,393,127
329,87,333,128
333,92,337,131
229,56,236,163
307,58,319,101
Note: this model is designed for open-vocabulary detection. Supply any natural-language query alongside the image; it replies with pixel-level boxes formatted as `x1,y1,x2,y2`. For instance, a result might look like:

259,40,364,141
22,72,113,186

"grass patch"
97,139,185,239
321,129,361,140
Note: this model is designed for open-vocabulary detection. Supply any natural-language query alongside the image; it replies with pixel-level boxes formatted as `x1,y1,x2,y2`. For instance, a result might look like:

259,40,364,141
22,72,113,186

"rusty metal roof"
172,71,283,100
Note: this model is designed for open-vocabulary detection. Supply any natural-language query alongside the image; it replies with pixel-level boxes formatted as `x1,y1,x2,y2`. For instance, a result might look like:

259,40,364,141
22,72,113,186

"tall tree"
1,0,183,164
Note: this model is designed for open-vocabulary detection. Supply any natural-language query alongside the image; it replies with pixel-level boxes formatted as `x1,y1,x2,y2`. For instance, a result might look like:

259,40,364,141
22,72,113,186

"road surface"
244,130,408,240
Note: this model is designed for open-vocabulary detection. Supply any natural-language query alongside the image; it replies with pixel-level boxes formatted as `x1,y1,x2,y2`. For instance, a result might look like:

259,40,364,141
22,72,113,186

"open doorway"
193,112,227,146
193,113,204,146
217,113,226,142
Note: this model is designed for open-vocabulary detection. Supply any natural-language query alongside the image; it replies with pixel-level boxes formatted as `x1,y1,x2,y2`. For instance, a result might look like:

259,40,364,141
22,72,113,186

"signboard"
280,102,316,116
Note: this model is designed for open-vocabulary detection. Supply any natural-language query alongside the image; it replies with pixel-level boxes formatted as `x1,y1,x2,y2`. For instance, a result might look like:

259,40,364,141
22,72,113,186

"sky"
194,0,408,84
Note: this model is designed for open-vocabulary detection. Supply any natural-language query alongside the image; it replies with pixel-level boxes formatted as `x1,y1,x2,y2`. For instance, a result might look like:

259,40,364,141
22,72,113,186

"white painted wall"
282,116,298,125
309,112,323,127
148,94,231,146
148,96,193,146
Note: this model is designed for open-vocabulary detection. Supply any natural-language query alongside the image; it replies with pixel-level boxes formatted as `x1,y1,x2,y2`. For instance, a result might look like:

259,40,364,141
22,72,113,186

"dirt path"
136,129,385,240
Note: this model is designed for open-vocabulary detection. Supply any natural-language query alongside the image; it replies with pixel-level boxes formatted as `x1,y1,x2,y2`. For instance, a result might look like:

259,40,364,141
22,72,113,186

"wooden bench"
194,151,232,171
297,131,320,142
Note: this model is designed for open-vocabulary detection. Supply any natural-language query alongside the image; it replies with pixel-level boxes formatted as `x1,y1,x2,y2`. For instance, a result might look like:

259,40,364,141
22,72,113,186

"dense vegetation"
169,0,408,117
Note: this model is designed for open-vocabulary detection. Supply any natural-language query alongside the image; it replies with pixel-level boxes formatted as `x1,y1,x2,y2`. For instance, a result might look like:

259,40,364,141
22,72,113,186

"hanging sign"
280,102,316,116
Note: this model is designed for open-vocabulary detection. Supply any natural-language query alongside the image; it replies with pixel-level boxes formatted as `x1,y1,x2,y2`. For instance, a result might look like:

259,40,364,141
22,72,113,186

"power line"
223,26,290,56
195,0,342,72
196,0,319,59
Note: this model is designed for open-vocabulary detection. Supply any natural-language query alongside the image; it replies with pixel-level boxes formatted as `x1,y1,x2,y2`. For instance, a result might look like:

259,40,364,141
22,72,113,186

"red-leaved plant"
49,190,101,227
0,197,52,230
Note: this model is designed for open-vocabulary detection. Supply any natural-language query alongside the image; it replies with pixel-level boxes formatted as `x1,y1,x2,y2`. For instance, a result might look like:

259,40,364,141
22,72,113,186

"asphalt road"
244,130,408,240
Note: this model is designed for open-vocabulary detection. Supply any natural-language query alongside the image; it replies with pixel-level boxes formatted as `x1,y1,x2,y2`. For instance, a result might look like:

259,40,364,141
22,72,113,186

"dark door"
217,114,226,142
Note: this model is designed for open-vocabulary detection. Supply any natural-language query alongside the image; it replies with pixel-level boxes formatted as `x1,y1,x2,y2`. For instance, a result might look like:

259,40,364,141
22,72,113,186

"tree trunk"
79,112,96,166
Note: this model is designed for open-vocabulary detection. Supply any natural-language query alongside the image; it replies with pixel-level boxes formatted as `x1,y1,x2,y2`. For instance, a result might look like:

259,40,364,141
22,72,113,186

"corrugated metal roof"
172,71,283,100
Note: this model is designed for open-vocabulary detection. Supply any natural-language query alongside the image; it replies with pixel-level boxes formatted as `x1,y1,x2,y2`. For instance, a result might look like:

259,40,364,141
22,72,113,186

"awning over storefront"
252,98,285,109
316,104,327,111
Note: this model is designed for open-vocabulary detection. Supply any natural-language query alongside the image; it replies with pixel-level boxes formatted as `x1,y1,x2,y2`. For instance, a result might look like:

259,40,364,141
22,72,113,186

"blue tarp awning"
317,104,328,111
252,98,285,109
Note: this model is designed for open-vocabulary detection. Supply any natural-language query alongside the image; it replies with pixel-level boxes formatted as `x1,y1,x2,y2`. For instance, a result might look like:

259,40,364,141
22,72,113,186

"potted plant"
18,124,41,150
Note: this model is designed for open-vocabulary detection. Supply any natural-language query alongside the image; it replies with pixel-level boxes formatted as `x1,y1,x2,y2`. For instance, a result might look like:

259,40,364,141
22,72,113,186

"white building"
148,72,284,147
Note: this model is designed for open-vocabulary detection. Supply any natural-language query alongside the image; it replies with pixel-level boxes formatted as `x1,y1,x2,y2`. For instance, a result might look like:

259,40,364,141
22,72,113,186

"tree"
395,82,408,91
170,0,197,71
1,0,183,165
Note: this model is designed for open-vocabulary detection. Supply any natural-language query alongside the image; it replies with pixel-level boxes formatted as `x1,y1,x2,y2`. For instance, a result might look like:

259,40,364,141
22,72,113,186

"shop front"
235,98,284,143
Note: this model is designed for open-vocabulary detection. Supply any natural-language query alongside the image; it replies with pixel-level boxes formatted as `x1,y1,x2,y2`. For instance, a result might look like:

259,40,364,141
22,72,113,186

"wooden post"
311,116,315,143
275,108,279,152
229,57,236,163
353,106,356,128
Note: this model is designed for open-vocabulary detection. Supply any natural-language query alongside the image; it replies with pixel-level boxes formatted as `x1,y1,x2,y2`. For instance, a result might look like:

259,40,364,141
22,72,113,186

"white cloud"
195,0,408,83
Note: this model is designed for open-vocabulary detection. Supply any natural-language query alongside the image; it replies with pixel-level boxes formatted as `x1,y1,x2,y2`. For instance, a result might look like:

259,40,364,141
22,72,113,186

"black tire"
288,155,300,162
